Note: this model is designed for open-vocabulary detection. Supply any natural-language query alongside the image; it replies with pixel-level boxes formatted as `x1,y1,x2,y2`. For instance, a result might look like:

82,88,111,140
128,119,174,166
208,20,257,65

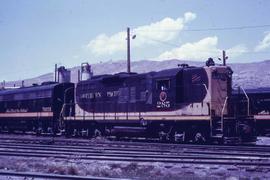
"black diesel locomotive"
63,63,256,143
0,62,256,143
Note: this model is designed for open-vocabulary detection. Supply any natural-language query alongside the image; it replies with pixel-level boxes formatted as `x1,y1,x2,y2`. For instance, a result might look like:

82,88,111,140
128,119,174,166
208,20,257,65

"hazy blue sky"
1,0,270,80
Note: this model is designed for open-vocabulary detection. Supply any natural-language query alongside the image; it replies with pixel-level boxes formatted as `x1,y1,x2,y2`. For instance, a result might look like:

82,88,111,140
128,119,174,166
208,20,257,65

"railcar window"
37,90,51,98
29,92,36,99
118,87,129,103
23,93,29,99
87,83,92,90
17,101,21,108
212,71,227,81
130,87,136,103
156,80,170,91
140,91,146,101
33,100,36,107
4,94,13,101
14,94,23,101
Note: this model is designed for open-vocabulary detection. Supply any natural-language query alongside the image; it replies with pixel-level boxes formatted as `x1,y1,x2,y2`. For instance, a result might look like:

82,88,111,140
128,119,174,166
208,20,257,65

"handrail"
202,83,213,136
60,103,74,117
59,103,73,128
58,103,66,129
62,87,74,115
59,103,67,118
59,86,75,126
221,96,228,132
240,86,250,116
202,84,210,100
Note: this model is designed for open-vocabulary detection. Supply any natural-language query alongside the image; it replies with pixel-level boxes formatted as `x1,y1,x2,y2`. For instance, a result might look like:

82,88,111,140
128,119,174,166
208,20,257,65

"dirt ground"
0,156,268,180
0,136,270,179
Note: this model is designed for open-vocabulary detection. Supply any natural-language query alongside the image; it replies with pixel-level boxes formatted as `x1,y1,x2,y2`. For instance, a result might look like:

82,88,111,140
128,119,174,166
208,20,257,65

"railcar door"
52,83,74,131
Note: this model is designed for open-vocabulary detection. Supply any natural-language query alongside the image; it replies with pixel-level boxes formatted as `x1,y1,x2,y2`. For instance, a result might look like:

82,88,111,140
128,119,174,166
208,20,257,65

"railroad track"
0,141,269,158
0,141,269,167
0,135,270,179
0,171,129,180
0,134,269,154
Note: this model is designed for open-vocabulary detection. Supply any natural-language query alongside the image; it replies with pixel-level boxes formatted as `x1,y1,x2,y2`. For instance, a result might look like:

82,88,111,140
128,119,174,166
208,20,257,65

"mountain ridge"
4,59,270,89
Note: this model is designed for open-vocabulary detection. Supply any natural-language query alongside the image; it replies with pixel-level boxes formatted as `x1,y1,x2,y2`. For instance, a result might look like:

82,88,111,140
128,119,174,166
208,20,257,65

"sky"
0,0,270,81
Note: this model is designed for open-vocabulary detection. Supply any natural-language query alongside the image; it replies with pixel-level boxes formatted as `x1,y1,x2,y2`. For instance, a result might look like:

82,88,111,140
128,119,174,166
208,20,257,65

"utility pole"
222,50,227,66
127,27,131,73
54,64,57,82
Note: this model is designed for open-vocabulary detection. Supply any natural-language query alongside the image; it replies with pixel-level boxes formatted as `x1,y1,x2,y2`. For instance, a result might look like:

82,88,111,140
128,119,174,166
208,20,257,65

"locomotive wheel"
3,126,8,133
94,128,102,137
72,129,79,137
8,129,14,133
194,132,206,144
47,127,53,135
174,132,186,143
0,126,2,133
64,124,72,137
35,127,43,136
81,129,89,137
158,131,168,142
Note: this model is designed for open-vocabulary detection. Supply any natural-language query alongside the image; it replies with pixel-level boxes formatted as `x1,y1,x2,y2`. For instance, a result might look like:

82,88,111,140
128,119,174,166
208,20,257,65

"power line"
139,35,270,55
186,24,270,32
135,24,270,32
139,34,180,47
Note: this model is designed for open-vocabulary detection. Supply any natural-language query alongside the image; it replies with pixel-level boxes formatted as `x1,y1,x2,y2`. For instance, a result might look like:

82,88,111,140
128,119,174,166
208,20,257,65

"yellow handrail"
221,96,228,131
240,86,250,116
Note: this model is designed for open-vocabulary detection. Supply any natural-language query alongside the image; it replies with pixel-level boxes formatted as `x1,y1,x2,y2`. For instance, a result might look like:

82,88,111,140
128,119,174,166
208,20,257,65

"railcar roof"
152,68,181,78
79,66,205,83
153,66,202,78
232,87,270,95
79,72,145,84
0,83,60,96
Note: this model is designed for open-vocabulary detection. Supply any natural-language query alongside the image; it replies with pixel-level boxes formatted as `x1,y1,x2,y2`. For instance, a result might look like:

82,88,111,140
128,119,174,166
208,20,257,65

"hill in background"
4,59,270,89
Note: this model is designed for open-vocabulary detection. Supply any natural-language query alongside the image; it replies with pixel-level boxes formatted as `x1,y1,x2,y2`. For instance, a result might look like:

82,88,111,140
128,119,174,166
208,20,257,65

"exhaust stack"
58,66,71,83
81,63,93,81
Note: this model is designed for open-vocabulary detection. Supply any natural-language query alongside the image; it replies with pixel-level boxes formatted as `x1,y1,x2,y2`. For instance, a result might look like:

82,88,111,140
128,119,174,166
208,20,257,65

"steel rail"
0,151,269,167
0,145,268,159
0,171,129,180
0,138,269,154
0,134,269,153
0,145,270,167
0,143,270,159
